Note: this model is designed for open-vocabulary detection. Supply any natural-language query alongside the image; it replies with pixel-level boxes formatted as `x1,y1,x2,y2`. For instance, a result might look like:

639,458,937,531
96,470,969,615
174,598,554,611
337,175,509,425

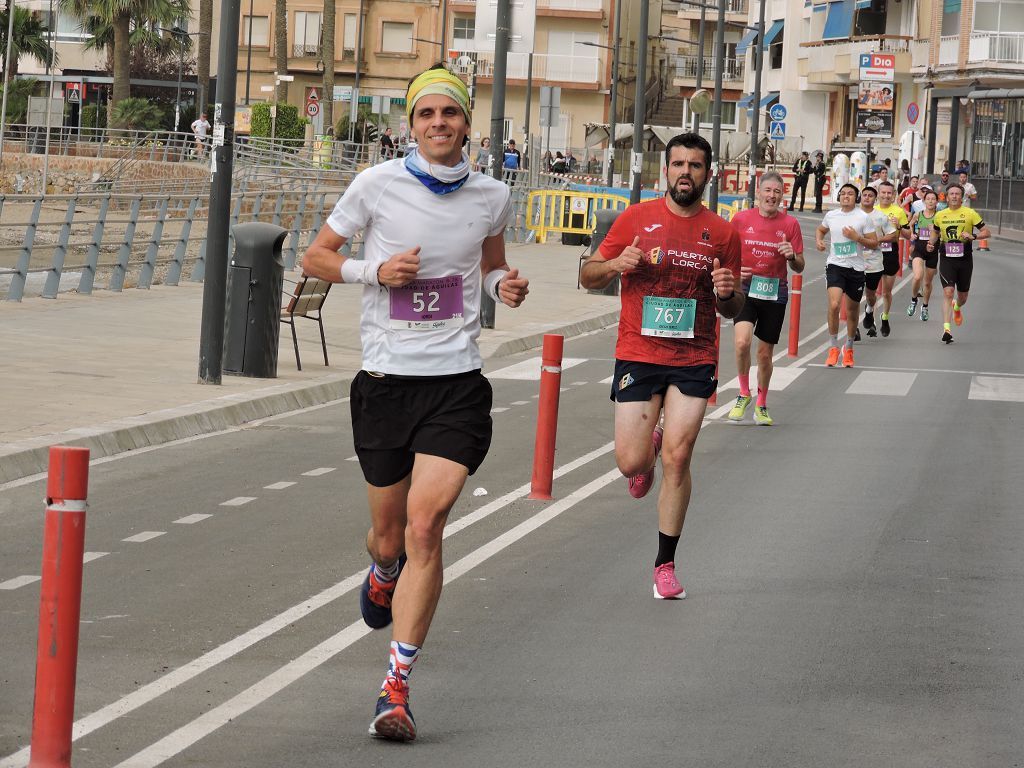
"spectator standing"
474,136,491,172
190,112,211,159
502,139,522,171
812,151,827,213
790,151,812,211
380,127,396,160
958,171,978,203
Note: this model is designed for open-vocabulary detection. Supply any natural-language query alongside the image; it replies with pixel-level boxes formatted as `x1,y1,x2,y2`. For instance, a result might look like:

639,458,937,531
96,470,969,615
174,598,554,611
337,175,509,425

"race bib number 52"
389,276,464,330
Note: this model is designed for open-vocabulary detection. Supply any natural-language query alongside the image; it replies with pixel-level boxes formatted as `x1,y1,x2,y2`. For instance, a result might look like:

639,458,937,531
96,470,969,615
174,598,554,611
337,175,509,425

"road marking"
846,370,918,396
0,575,40,591
0,442,617,768
719,367,805,392
107,468,625,768
345,456,359,462
301,468,335,477
969,375,1024,402
122,532,166,543
83,552,110,563
571,381,588,386
219,497,256,507
490,407,509,414
806,363,1024,377
264,482,296,490
173,514,211,525
486,357,587,380
510,400,529,406
599,375,613,385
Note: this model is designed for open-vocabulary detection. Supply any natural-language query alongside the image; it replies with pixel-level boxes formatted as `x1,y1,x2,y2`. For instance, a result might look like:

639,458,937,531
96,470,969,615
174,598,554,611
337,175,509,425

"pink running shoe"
627,425,663,499
653,562,686,599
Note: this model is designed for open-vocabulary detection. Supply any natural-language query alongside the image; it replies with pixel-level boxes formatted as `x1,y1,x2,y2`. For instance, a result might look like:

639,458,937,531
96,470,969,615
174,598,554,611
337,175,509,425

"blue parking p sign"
769,121,786,140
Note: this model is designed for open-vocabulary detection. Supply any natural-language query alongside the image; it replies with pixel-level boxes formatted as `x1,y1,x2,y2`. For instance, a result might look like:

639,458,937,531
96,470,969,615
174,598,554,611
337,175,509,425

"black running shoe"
942,330,954,344
359,555,407,629
867,327,877,338
863,313,875,330
880,317,891,337
854,329,861,342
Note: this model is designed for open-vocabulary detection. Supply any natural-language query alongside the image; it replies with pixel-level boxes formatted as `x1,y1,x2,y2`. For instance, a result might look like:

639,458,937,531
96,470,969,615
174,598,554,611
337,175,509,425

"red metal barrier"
788,273,803,357
29,446,90,768
529,334,563,500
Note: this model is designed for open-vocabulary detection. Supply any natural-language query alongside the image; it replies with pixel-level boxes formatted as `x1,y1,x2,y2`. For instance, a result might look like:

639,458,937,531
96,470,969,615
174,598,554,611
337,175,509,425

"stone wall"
0,152,209,195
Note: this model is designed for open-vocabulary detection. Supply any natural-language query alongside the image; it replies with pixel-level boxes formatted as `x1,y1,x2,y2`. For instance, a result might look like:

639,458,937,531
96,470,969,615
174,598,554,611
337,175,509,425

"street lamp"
159,26,206,133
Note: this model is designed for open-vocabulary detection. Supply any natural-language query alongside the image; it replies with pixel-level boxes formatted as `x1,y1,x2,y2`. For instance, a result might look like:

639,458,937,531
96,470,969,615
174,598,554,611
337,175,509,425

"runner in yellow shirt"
929,185,991,344
874,181,911,337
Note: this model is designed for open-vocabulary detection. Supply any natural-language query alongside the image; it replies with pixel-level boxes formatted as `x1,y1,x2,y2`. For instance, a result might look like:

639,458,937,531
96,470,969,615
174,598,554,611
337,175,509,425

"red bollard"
709,314,721,405
29,446,90,768
529,334,564,500
788,273,803,357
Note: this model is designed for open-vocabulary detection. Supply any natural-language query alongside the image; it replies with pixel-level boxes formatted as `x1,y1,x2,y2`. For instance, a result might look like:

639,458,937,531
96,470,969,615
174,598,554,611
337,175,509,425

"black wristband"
716,291,735,302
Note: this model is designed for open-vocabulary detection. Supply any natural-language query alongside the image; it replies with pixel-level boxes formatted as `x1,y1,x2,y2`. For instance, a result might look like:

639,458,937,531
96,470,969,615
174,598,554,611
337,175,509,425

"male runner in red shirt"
580,132,742,599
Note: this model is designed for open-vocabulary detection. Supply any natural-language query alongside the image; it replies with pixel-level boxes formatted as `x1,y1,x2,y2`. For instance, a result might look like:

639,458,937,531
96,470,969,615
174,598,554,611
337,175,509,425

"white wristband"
482,269,509,301
340,258,380,286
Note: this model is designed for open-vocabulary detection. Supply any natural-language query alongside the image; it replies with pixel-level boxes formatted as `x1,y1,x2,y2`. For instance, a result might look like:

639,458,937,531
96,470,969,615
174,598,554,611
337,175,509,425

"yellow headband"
406,68,471,123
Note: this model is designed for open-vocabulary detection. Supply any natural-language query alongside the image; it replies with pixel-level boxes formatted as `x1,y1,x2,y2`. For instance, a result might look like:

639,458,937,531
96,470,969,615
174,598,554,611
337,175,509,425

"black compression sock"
656,531,681,568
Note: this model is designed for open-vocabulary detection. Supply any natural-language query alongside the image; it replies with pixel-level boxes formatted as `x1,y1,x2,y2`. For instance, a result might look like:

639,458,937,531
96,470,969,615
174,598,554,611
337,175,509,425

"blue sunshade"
822,0,855,40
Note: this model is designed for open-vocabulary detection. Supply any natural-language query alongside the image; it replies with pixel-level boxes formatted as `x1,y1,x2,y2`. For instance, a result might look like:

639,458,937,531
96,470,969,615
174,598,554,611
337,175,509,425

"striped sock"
374,559,400,583
385,641,420,686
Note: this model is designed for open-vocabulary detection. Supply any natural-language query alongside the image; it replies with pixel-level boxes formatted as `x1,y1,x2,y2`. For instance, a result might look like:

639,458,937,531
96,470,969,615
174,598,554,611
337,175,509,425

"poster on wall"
856,81,894,139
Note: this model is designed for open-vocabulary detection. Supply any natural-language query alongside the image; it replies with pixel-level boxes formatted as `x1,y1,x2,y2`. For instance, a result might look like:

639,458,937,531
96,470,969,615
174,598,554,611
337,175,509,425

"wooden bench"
281,275,332,371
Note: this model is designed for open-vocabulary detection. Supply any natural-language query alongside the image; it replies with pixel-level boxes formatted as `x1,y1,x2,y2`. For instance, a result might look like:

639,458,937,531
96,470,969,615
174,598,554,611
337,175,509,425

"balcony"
293,42,321,58
450,50,601,85
797,35,911,84
911,32,1024,76
676,0,746,18
673,55,744,84
537,0,602,11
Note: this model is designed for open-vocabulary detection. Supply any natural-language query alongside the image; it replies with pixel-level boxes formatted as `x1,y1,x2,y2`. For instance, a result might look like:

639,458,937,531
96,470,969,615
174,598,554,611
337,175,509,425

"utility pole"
606,0,621,186
350,0,365,141
244,0,255,103
523,52,533,166
747,0,766,205
630,0,650,204
707,0,726,211
483,0,512,329
692,2,706,132
197,0,241,384
0,0,17,166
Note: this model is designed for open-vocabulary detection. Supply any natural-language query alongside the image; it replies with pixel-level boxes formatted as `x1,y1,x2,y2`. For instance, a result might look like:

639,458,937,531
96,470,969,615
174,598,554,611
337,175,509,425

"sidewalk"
0,241,619,484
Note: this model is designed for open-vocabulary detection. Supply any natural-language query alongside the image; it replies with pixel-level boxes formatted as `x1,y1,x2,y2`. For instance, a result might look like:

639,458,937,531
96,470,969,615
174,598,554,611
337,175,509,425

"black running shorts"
734,295,787,345
939,255,973,292
610,360,717,403
825,264,865,302
912,242,938,270
865,270,883,292
881,248,901,276
350,369,493,487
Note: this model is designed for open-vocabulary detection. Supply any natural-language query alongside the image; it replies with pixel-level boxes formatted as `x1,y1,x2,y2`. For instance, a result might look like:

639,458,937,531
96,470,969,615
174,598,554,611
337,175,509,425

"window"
453,16,475,47
769,29,784,69
294,11,321,56
974,0,1024,33
38,10,90,42
343,13,358,58
699,101,737,129
242,15,269,47
381,21,414,53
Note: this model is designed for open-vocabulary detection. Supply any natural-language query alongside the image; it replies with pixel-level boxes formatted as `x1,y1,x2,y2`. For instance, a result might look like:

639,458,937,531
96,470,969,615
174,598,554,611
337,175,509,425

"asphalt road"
2,227,1023,767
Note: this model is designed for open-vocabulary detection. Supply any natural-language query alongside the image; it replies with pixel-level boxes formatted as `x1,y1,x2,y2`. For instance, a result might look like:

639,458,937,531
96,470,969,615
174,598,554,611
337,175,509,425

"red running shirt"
598,198,742,368
730,207,804,302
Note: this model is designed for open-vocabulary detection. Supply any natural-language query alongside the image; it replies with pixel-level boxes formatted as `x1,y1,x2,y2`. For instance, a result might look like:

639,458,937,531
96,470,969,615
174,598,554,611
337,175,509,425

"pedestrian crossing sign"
769,121,786,140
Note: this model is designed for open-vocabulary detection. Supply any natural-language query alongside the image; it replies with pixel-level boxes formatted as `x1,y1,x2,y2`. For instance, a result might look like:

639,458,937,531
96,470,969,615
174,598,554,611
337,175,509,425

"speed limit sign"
305,101,320,118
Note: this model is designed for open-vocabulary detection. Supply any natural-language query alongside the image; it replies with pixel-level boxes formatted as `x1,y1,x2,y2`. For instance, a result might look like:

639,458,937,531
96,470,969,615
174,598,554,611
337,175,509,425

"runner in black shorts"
303,65,530,742
907,189,939,321
727,170,804,425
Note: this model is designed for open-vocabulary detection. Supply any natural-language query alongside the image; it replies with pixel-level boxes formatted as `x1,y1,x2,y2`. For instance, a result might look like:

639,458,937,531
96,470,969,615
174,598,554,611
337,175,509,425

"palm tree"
321,0,334,129
58,0,189,108
275,0,288,103
196,0,210,112
0,6,58,85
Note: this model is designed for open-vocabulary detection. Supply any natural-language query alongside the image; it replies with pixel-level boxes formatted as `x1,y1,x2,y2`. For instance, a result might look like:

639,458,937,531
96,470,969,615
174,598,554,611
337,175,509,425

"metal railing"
292,42,322,57
969,31,1024,64
674,56,745,82
0,124,201,164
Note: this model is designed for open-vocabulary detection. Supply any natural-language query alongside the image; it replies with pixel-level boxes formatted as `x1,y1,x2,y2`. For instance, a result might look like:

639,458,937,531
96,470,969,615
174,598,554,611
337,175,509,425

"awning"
745,92,780,117
763,20,785,49
822,0,854,40
738,93,754,109
736,28,759,55
943,0,961,12
855,0,872,7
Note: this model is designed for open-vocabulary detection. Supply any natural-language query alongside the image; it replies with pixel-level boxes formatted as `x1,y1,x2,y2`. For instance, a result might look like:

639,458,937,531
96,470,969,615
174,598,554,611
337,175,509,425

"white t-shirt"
911,199,926,214
860,207,895,273
191,118,210,137
961,182,977,199
326,159,512,376
822,207,874,271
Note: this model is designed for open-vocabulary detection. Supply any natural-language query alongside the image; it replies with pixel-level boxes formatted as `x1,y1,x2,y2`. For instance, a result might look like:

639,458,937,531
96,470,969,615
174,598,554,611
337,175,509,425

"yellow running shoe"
753,406,774,426
728,395,752,422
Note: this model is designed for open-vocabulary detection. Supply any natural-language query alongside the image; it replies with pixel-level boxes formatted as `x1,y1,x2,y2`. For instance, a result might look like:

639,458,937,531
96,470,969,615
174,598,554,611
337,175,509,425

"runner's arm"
482,232,529,307
580,235,643,290
815,223,829,251
302,225,350,283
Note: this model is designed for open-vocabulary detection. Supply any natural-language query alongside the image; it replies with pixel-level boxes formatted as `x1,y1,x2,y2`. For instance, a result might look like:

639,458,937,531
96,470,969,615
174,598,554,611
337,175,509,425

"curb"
0,310,620,485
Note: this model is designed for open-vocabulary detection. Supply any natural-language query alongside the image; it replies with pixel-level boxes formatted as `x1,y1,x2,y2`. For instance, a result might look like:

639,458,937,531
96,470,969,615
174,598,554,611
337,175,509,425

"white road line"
969,375,1024,402
0,575,40,591
599,375,613,385
173,514,212,525
846,371,918,397
219,497,256,507
0,399,353,495
0,442,616,768
122,532,166,544
83,552,110,564
301,468,335,477
719,367,805,392
263,482,296,490
490,407,509,414
108,468,624,768
804,363,1024,378
344,456,359,462
487,357,588,380
510,400,529,406
571,381,588,386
